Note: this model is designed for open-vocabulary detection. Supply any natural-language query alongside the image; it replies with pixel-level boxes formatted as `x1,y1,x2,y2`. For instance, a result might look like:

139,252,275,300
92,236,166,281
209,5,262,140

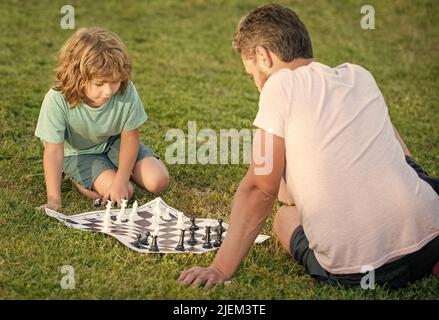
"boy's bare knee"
145,173,169,193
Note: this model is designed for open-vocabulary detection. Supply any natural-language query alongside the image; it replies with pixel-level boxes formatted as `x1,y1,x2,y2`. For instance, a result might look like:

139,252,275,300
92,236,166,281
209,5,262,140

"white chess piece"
176,211,185,230
154,199,161,216
116,199,128,223
102,200,112,232
128,200,138,225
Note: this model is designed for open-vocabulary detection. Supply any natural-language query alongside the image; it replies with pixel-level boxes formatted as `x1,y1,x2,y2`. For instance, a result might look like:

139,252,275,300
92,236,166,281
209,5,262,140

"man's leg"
278,178,295,206
273,204,301,254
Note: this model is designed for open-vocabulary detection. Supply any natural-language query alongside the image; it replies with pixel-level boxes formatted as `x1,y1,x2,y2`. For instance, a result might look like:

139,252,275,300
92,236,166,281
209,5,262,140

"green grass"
0,0,438,299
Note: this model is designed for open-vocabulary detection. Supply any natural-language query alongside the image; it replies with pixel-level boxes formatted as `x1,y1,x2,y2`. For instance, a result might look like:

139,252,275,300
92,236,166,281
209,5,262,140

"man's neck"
271,58,313,75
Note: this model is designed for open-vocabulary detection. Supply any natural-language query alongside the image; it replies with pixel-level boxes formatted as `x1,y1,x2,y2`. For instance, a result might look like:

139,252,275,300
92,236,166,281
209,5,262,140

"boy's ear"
255,46,273,69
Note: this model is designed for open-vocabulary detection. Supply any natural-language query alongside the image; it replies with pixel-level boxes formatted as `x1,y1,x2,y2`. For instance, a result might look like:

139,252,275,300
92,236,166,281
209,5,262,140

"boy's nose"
102,84,114,97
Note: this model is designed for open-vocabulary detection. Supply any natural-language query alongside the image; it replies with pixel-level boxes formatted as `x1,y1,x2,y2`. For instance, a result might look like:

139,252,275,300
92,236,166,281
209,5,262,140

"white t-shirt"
254,62,439,274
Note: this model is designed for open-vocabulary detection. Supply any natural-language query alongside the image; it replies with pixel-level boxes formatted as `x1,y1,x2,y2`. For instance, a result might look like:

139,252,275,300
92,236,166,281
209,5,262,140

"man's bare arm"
178,129,286,288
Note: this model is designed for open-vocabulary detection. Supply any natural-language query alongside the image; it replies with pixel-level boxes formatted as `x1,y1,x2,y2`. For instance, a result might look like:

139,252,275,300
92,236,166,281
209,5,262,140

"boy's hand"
102,178,133,207
36,200,61,211
178,266,228,289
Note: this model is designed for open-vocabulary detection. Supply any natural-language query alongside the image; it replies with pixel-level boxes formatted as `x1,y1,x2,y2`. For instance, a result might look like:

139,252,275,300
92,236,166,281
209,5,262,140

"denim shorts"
63,135,158,190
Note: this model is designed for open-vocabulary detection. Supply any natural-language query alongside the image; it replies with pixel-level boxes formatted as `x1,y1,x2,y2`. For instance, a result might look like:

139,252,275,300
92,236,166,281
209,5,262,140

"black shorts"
290,156,439,289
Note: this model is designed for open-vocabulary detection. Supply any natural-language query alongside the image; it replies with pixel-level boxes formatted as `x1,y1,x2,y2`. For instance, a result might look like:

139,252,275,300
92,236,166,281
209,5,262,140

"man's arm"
178,129,286,288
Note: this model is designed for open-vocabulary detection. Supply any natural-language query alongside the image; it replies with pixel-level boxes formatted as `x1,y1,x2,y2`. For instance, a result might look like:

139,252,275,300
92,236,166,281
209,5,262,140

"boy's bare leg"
131,157,169,193
70,178,101,200
392,124,412,157
273,204,301,254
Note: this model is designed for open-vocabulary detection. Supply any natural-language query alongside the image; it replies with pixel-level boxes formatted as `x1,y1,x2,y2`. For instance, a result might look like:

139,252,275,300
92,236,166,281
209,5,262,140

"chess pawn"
133,234,142,248
189,217,199,231
149,235,159,252
102,200,112,232
213,234,223,247
128,200,138,225
202,226,212,249
140,231,150,246
175,229,186,251
121,199,129,222
187,229,198,246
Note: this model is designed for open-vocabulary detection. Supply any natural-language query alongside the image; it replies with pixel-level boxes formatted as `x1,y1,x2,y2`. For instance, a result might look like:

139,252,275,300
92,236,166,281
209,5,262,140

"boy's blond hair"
54,27,132,107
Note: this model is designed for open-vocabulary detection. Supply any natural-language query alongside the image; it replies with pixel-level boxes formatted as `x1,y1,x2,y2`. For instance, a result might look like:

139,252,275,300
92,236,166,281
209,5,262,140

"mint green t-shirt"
35,82,148,156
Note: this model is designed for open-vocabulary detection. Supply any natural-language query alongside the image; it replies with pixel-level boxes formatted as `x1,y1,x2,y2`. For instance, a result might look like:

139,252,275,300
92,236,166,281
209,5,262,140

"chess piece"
176,211,185,230
149,235,159,252
128,200,138,225
121,199,129,222
202,226,212,249
187,229,198,246
102,200,112,232
214,218,226,235
116,199,128,223
189,217,199,231
140,231,150,245
94,198,102,207
175,229,186,251
133,234,142,248
213,234,223,247
213,218,225,247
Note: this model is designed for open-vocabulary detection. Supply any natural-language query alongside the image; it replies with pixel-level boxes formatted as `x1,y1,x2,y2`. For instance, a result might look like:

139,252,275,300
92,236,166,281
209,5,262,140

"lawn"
0,0,438,299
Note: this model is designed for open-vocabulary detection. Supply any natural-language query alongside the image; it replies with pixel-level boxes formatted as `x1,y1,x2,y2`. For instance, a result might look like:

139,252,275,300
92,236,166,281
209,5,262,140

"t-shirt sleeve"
253,71,291,138
34,89,67,144
122,83,148,131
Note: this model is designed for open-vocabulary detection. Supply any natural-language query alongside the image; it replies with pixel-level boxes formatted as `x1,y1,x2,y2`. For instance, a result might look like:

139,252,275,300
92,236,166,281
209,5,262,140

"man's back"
254,62,439,274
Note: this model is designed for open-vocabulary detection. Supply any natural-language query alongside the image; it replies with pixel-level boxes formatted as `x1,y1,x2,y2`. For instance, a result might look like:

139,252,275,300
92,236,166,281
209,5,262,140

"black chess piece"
133,234,142,248
94,198,102,207
213,234,223,248
189,217,199,231
175,229,186,251
202,226,212,249
149,235,159,252
140,231,150,245
187,229,198,246
214,218,226,235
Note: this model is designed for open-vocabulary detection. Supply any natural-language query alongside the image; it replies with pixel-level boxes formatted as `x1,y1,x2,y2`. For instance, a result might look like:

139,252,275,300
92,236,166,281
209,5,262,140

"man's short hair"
233,4,313,62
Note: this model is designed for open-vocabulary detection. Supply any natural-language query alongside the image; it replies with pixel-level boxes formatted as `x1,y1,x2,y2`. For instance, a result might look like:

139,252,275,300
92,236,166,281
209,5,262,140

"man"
178,4,439,289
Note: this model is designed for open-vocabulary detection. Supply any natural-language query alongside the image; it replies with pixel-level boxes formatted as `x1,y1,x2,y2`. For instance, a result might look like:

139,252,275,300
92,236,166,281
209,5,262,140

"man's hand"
178,266,228,289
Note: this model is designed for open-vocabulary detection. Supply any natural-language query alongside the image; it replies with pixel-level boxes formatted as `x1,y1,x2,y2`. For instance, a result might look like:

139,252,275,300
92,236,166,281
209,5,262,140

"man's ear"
255,46,273,69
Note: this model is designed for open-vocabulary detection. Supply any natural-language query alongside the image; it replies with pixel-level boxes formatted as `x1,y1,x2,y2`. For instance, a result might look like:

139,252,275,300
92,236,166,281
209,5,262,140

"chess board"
45,197,270,254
